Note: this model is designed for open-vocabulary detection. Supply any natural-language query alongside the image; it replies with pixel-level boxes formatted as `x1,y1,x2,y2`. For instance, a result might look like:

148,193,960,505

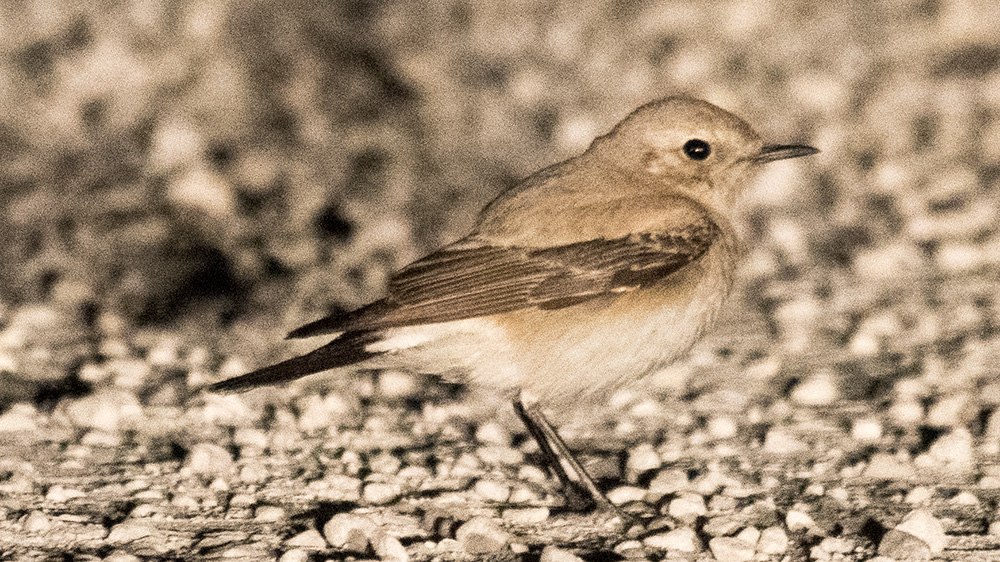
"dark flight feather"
287,215,719,339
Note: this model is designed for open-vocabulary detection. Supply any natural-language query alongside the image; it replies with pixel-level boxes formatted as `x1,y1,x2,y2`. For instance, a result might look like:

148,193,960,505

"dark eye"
683,139,711,161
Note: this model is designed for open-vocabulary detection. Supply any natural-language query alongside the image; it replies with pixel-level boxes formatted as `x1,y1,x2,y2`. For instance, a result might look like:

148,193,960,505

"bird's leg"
512,394,613,512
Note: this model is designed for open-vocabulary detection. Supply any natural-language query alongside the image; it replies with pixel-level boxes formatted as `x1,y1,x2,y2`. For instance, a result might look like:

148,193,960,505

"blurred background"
1,0,999,408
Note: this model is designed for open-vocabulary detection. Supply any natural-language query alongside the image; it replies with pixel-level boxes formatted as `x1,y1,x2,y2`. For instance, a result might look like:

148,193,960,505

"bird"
209,96,818,513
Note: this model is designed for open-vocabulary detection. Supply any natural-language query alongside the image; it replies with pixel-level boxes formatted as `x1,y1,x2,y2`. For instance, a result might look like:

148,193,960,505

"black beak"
756,144,819,163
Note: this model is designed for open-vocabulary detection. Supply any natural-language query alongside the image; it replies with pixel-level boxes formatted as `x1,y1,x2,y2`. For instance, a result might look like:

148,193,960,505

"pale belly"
366,246,736,403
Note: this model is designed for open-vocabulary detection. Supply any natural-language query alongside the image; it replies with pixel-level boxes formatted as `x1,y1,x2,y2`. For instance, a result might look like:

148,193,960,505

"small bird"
209,96,817,512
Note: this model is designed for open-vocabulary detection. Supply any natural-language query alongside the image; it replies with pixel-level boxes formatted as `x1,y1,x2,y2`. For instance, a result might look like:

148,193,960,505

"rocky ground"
2,0,1000,561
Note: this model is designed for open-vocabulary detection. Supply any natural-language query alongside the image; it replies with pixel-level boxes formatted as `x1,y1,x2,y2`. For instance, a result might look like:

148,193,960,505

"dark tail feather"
208,332,380,393
286,300,394,339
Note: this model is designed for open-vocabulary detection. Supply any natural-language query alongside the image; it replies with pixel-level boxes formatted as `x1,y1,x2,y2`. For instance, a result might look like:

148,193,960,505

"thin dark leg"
512,395,613,512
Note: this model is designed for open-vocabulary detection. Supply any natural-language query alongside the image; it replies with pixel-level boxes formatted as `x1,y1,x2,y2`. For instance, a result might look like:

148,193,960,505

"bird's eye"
683,139,711,161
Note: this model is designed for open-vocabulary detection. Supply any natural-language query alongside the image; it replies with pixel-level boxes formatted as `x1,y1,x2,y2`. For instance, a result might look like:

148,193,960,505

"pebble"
502,506,550,524
63,390,143,432
950,491,980,505
648,468,689,495
0,403,38,432
708,536,755,562
607,485,647,505
278,549,309,562
285,529,328,550
106,521,153,543
989,520,1000,536
878,509,946,559
363,482,401,505
667,493,707,522
539,545,585,562
323,513,375,552
763,429,809,454
757,526,789,554
786,508,818,533
703,516,742,537
613,539,648,558
475,422,512,446
183,443,234,478
813,536,855,555
474,479,511,502
924,428,974,469
22,511,52,532
103,553,143,562
735,526,760,546
905,486,934,504
369,452,402,475
642,527,700,552
926,394,969,428
372,533,408,562
455,517,510,554
45,485,86,502
863,453,917,479
851,418,883,441
626,443,662,476
790,369,840,406
254,505,286,522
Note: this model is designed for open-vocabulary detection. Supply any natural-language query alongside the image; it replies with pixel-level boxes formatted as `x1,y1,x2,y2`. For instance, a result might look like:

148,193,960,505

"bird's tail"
207,331,380,393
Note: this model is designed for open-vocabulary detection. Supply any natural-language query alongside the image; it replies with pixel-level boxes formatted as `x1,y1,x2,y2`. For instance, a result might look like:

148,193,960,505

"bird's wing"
288,214,720,338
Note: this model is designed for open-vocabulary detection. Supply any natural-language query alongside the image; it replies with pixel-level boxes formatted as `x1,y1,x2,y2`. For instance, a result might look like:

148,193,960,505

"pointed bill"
756,144,819,163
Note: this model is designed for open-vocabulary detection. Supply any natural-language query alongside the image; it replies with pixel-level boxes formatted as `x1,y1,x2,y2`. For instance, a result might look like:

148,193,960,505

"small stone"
103,553,143,562
502,507,550,524
369,452,402,475
790,369,839,406
607,486,647,505
951,491,980,505
626,443,662,476
63,389,143,432
763,429,808,454
455,516,510,554
863,453,917,479
508,485,543,504
613,539,648,558
45,485,86,502
648,468,689,495
786,508,818,533
757,526,788,554
643,527,700,552
707,416,737,439
372,533,408,562
814,536,855,555
735,526,760,546
474,479,511,502
278,549,309,562
285,529,327,549
893,509,946,554
878,529,931,560
539,545,585,562
924,428,974,469
852,418,883,441
107,521,153,543
0,403,37,432
510,542,529,554
703,516,741,537
22,511,52,532
988,520,1000,536
254,505,286,521
183,443,234,478
667,493,707,522
363,482,401,505
475,422,511,446
905,486,934,504
323,513,375,552
708,537,754,562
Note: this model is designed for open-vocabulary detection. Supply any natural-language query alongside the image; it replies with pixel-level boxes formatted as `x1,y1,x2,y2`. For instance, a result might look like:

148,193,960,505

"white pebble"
607,486,647,505
851,418,883,441
668,493,707,522
643,527,701,552
455,517,510,554
790,369,839,406
183,443,234,478
708,536,755,562
785,508,817,533
285,529,327,549
323,513,374,551
474,479,511,502
757,526,788,554
372,533,408,562
539,545,585,562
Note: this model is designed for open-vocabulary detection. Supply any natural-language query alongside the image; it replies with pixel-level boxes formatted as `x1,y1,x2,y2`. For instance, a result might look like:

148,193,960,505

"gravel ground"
2,1,1000,561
